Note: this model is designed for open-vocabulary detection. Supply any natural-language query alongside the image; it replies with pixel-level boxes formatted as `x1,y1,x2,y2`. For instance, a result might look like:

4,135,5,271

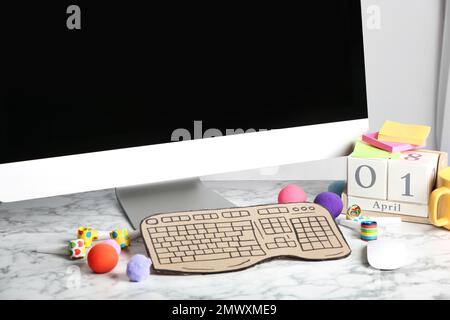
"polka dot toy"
69,239,86,259
87,243,119,273
77,226,99,248
110,228,130,249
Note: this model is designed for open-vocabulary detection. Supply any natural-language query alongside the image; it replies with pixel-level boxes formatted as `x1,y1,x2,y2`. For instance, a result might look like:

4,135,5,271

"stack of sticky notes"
377,121,431,146
352,120,431,159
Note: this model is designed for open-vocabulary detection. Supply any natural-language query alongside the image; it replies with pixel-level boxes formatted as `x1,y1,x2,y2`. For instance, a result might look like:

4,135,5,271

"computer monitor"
1,1,368,228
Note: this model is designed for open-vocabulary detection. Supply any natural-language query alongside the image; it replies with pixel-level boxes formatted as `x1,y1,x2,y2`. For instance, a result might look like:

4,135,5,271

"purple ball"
314,192,343,219
126,254,152,282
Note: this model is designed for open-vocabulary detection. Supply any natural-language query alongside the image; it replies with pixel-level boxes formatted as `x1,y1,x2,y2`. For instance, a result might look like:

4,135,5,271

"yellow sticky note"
378,120,431,145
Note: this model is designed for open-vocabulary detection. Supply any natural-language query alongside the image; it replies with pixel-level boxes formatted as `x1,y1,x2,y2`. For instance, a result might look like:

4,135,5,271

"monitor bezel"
0,118,368,202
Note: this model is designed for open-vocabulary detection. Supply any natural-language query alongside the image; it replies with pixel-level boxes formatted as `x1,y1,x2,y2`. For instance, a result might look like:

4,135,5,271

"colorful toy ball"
278,184,307,204
101,239,121,255
69,239,86,259
110,228,131,249
346,204,362,220
314,192,343,219
126,254,152,282
77,226,99,248
87,243,119,274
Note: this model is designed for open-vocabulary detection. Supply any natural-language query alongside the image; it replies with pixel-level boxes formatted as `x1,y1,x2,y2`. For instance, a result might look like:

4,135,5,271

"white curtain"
437,0,450,154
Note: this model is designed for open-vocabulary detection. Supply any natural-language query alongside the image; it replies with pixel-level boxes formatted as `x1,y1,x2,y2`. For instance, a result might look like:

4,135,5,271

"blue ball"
126,254,152,282
327,180,346,196
314,192,343,219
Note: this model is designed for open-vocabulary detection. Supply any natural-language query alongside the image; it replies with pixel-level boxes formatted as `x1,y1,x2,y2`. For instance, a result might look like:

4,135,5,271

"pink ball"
278,184,307,204
101,239,121,255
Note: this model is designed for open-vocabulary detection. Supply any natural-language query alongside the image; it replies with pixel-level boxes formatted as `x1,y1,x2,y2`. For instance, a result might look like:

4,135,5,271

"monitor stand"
115,178,236,230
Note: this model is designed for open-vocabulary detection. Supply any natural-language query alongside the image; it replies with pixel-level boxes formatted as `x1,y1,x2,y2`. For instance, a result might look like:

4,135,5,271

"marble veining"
1,180,450,299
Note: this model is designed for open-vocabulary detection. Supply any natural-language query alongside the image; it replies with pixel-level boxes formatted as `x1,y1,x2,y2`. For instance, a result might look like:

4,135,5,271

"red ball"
87,243,119,274
278,184,307,204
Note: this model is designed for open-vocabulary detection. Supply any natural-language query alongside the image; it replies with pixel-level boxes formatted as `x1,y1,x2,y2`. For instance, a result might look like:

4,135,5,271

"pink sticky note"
362,132,423,152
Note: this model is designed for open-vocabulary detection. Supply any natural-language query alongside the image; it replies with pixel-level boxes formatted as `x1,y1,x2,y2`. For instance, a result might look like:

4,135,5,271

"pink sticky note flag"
362,132,423,152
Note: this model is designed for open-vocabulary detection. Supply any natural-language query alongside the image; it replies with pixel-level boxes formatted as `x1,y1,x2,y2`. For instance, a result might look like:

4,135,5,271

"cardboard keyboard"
141,203,351,274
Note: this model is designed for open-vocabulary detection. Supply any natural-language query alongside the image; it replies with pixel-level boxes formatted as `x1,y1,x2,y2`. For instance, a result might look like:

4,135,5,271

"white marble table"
1,180,450,300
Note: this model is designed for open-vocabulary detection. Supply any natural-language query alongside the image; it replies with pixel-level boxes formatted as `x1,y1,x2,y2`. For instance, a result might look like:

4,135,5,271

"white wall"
205,0,445,181
437,1,450,153
364,0,444,148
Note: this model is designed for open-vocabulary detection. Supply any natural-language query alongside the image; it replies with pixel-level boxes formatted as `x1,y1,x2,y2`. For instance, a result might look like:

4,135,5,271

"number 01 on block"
347,150,446,220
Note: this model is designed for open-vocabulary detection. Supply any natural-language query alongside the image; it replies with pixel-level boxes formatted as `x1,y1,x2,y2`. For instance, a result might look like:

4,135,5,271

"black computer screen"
1,1,367,164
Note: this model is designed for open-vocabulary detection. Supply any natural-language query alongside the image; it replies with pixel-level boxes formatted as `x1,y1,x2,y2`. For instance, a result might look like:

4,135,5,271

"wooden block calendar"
343,149,448,224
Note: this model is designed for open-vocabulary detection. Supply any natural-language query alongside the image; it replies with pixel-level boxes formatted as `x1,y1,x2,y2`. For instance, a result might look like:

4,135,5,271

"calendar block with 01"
344,150,448,224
